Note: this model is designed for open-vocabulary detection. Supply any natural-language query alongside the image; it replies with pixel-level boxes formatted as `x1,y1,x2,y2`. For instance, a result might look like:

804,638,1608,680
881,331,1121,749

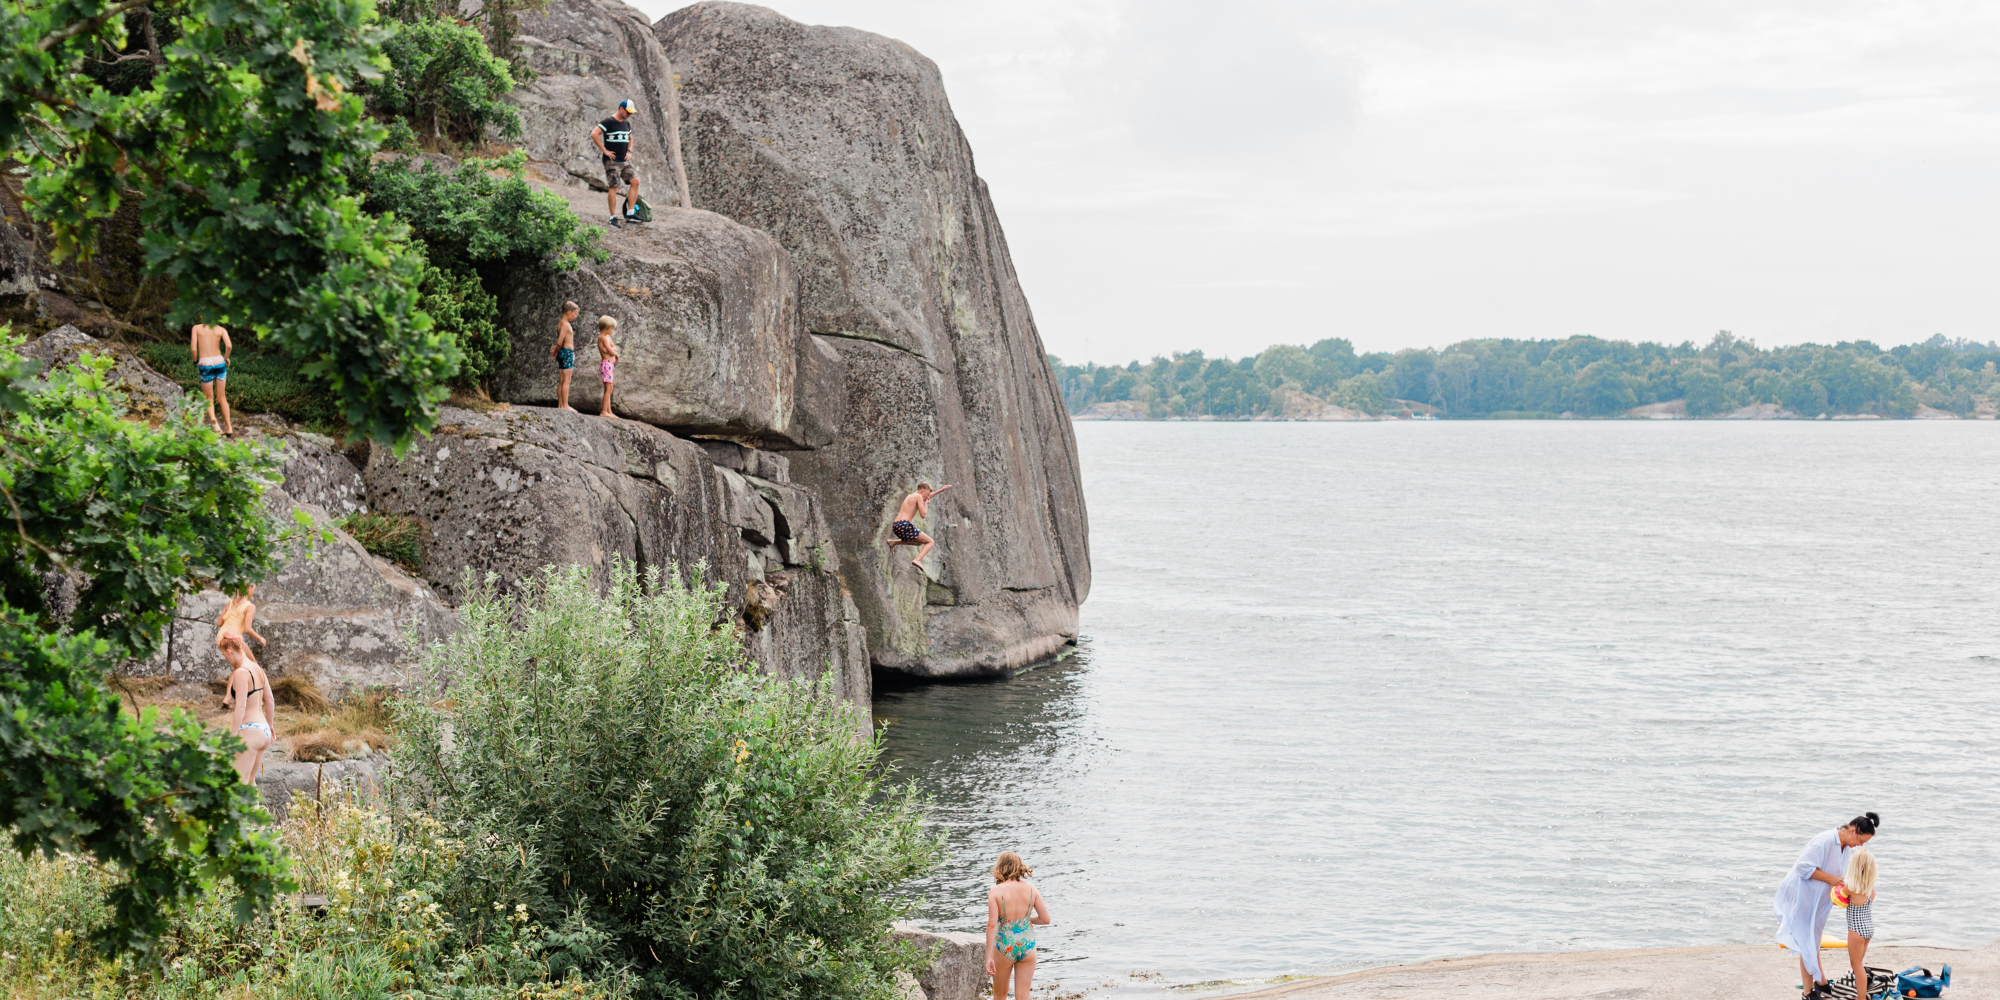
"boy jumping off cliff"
885,483,952,568
189,320,233,436
591,99,643,227
548,301,579,411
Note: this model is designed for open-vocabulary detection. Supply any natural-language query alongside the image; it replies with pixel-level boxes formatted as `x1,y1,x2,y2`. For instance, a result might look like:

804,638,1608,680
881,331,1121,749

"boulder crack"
813,330,942,375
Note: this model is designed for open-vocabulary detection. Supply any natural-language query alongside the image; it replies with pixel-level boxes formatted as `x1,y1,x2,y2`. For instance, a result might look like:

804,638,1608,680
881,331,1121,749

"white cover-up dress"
1773,828,1848,981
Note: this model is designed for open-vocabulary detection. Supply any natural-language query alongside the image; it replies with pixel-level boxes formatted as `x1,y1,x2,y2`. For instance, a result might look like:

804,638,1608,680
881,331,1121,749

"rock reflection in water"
873,654,1096,966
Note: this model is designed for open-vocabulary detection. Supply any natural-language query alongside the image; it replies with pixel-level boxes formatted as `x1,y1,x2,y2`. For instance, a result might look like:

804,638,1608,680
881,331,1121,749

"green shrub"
0,341,289,960
364,153,600,274
415,256,511,387
141,342,346,431
340,511,424,573
366,15,522,150
393,564,944,1000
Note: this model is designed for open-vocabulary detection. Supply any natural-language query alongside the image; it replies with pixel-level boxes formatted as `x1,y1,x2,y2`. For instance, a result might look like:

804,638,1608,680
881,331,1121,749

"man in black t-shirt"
591,99,642,226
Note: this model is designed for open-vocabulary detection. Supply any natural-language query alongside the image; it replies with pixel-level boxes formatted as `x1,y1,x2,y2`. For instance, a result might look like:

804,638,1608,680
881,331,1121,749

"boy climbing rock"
885,482,953,568
548,301,578,411
188,320,233,436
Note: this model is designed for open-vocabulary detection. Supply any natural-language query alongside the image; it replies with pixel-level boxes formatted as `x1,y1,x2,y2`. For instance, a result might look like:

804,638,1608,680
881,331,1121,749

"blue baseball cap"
618,99,639,114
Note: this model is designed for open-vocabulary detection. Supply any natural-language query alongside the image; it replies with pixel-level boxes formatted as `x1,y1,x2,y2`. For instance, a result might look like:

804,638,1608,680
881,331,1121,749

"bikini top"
232,665,265,699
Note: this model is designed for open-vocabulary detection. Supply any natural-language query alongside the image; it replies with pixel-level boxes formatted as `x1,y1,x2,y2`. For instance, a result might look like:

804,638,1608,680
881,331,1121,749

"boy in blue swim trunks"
547,300,579,411
885,482,952,568
189,320,234,436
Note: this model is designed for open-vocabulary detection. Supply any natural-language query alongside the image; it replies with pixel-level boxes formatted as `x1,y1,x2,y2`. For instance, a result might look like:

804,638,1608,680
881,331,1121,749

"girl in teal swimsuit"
985,852,1051,1000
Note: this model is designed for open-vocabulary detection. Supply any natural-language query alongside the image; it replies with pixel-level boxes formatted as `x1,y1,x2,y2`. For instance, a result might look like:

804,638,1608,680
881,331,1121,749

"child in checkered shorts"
1840,848,1877,990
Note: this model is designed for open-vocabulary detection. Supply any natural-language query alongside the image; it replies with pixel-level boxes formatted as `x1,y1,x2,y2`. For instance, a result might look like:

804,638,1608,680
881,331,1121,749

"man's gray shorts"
603,158,636,188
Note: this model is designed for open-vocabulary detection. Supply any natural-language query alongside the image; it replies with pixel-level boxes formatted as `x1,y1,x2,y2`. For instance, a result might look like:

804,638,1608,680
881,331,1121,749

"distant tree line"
1051,333,2000,418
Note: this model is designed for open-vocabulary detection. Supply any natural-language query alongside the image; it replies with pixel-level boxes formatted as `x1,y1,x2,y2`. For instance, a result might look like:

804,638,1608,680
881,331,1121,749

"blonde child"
1840,848,1877,989
985,852,1051,1000
596,315,621,419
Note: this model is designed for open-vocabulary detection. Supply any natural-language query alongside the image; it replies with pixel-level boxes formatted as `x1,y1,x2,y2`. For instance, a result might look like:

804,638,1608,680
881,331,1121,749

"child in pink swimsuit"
596,315,620,419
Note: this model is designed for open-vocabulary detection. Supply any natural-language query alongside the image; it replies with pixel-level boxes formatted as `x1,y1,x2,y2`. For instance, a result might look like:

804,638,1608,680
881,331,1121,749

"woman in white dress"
1774,812,1879,998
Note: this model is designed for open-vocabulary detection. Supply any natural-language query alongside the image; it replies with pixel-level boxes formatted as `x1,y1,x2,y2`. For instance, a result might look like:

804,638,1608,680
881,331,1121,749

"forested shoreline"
1051,333,2000,419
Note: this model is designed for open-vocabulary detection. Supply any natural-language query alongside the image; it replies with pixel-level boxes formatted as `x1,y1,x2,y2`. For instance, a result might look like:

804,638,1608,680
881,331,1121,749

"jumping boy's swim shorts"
892,520,921,542
198,362,228,383
556,347,574,370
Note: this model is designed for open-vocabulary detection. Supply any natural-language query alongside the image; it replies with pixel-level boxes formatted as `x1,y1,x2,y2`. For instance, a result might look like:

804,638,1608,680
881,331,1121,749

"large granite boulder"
889,924,987,1000
140,488,457,696
363,405,868,709
658,3,1090,677
256,755,388,822
21,324,187,422
271,431,368,516
490,195,840,448
509,0,690,207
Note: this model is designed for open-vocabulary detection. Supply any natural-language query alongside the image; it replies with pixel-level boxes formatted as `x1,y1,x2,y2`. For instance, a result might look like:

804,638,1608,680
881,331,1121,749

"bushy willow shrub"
394,565,944,1000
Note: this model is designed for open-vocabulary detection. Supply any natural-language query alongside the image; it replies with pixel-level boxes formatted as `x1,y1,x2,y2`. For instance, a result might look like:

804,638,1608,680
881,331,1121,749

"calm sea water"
874,421,2000,994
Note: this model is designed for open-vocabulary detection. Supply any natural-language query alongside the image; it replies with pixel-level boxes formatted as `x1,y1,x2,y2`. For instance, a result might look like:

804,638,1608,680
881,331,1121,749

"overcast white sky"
633,0,2000,364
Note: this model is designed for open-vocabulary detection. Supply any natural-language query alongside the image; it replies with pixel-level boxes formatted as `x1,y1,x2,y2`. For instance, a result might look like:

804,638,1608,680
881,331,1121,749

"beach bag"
633,196,653,223
1826,967,1899,1000
1895,966,1950,998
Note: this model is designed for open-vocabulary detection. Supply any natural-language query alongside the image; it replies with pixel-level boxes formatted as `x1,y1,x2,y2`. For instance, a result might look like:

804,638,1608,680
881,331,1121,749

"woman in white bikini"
985,852,1052,1000
221,634,275,782
216,587,273,782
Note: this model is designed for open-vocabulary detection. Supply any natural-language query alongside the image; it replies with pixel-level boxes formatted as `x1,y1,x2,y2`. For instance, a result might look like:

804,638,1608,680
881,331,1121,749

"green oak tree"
2,0,459,449
0,339,292,959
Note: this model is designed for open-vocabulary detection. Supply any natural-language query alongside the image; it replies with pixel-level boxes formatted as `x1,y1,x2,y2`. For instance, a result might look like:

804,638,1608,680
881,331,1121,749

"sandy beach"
1226,943,1996,1000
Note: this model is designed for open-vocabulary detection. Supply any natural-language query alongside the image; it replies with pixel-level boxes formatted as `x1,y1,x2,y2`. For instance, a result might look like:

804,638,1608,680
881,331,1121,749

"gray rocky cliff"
363,405,868,707
490,192,840,449
509,0,690,207
655,3,1090,677
137,487,458,697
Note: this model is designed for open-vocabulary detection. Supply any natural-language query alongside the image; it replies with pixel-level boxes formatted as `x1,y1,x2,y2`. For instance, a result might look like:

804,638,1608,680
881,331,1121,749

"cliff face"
508,0,689,207
655,3,1090,677
489,191,841,449
363,405,868,705
93,0,1087,696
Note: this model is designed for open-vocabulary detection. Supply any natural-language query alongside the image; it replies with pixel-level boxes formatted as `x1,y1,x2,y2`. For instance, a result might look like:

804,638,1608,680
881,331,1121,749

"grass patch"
110,675,397,761
140,340,346,431
0,797,629,1000
338,511,422,573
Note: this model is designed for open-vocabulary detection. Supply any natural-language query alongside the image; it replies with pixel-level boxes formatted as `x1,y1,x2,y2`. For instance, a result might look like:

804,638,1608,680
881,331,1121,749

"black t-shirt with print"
597,116,632,160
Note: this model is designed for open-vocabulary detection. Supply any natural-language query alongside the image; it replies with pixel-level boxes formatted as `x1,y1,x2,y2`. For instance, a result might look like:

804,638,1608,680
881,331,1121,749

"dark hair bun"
1849,812,1881,835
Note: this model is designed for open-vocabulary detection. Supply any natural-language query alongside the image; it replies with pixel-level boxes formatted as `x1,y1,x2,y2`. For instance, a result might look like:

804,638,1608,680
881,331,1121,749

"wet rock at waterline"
889,924,988,1000
659,3,1090,677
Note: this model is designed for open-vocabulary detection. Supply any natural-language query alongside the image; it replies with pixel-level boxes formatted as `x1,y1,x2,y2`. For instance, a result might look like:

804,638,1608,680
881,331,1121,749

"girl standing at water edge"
986,852,1051,1000
1774,812,1879,999
1841,849,1879,991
